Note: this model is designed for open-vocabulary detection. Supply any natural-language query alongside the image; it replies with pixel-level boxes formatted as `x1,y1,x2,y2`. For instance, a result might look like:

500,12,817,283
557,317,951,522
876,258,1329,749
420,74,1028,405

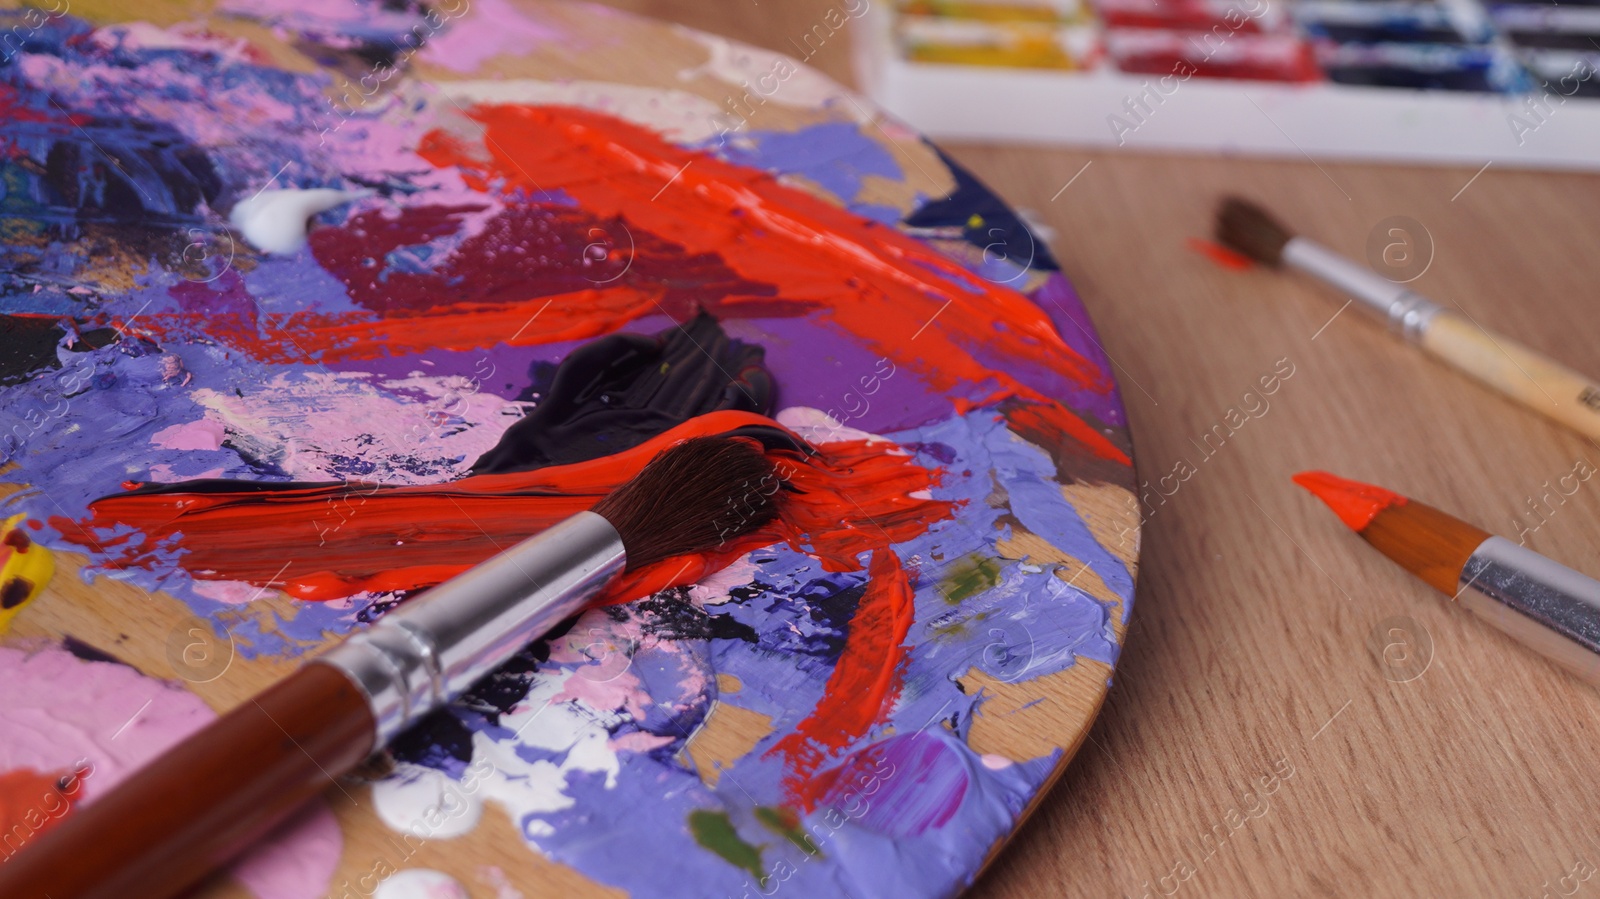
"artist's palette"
0,2,1138,897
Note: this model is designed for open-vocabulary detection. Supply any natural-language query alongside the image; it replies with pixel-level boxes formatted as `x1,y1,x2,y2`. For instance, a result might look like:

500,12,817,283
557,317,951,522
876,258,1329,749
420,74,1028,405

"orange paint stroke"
1000,398,1130,475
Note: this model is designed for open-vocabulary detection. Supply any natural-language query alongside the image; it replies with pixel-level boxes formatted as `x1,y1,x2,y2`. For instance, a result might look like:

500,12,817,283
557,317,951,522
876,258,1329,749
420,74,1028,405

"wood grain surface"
601,3,1600,897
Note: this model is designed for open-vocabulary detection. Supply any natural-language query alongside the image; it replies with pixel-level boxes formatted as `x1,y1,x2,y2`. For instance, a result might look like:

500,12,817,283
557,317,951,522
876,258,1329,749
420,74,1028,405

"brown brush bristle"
1360,501,1492,596
591,436,783,570
1215,196,1293,267
1295,471,1492,595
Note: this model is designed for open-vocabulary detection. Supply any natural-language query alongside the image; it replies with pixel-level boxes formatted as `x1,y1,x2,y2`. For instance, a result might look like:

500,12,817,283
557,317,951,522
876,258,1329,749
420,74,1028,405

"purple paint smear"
721,313,948,436
811,732,969,839
1033,273,1127,429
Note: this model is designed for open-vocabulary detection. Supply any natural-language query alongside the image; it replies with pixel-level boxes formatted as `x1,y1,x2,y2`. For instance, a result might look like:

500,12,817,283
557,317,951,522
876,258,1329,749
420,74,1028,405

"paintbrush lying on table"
1216,197,1600,442
1295,470,1600,687
0,435,783,899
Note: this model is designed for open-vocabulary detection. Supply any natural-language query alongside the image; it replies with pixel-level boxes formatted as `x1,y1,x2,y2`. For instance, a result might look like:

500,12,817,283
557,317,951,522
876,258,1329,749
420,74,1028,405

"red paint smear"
0,768,79,847
136,280,628,365
0,84,55,125
132,284,800,366
308,202,781,320
65,102,1137,801
767,548,916,809
56,411,957,606
0,84,57,161
112,104,1127,465
1000,399,1129,473
1292,470,1409,532
1187,237,1254,271
411,104,1127,466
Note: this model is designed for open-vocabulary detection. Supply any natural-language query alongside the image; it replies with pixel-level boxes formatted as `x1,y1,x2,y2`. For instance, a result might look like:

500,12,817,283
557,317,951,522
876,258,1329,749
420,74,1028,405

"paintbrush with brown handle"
0,435,783,899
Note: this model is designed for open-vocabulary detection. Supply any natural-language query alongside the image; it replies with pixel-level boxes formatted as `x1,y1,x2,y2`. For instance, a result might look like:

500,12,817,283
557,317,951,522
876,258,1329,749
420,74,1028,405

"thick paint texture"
0,5,1137,898
414,104,1128,465
809,732,970,839
1292,470,1409,531
59,410,954,604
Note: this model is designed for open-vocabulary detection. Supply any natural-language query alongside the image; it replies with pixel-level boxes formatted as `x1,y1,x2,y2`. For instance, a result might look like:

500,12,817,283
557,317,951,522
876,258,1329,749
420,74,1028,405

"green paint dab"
940,553,1004,604
755,806,820,857
689,809,766,883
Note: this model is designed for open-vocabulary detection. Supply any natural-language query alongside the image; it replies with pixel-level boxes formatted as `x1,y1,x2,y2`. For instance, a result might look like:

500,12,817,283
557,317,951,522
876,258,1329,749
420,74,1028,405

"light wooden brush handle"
0,663,375,899
1422,311,1600,441
1280,237,1600,443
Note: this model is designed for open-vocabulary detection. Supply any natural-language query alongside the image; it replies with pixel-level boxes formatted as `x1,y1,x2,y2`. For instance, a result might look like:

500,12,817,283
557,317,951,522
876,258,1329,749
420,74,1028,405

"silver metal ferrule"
1281,238,1442,342
316,511,627,744
1457,536,1600,687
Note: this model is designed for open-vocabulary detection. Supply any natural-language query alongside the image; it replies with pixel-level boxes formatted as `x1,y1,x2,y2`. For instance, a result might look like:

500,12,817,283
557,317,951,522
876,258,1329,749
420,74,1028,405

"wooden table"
603,2,1600,895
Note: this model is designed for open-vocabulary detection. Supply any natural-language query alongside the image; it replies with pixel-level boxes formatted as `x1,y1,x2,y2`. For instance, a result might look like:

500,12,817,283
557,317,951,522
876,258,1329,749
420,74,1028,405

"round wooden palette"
0,2,1138,897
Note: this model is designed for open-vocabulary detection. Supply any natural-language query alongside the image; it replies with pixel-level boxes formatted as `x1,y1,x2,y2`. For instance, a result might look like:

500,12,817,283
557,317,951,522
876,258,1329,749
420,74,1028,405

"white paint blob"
368,617,668,849
374,868,469,899
229,188,369,254
372,763,484,839
980,753,1016,770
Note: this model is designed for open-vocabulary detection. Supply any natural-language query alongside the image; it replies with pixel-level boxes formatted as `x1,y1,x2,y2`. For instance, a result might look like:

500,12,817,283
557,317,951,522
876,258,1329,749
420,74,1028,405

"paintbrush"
0,435,783,899
1216,197,1600,442
1295,470,1600,686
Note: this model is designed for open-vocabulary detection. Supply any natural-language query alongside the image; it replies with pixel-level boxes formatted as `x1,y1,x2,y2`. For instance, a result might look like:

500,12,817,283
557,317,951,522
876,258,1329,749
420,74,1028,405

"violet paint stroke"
0,3,1138,898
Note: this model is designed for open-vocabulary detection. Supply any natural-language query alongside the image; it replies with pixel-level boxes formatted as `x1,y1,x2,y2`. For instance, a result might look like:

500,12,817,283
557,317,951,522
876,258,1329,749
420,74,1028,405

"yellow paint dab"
0,514,53,635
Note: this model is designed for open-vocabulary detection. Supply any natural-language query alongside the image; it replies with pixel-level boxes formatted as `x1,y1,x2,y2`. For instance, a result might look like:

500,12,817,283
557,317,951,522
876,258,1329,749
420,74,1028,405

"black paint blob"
471,312,775,474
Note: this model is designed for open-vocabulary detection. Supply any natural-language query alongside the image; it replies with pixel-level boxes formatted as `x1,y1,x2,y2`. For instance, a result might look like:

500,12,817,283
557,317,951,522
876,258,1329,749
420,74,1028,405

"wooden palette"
0,2,1139,897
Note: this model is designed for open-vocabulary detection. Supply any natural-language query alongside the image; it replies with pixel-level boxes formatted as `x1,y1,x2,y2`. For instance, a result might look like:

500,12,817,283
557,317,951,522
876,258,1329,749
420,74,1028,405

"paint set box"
854,0,1600,169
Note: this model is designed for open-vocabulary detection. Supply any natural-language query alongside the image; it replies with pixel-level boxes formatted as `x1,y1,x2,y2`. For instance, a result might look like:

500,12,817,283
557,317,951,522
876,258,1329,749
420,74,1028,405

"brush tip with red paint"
1290,471,1408,533
1293,470,1600,687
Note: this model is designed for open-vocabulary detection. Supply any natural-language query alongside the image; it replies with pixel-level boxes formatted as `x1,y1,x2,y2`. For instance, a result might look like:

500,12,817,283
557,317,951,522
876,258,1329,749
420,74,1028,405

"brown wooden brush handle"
0,662,375,899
